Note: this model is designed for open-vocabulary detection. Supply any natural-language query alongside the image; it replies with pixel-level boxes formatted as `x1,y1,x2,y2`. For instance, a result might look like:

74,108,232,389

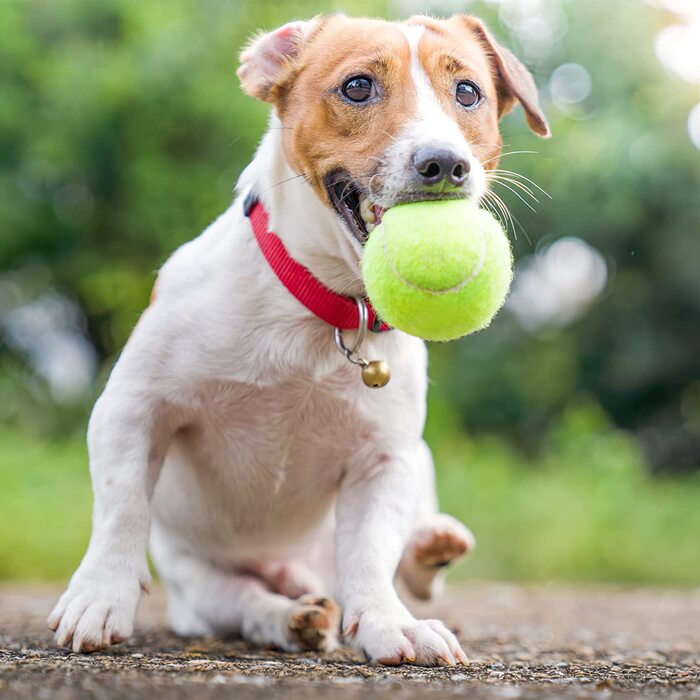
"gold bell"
334,300,392,389
361,360,391,388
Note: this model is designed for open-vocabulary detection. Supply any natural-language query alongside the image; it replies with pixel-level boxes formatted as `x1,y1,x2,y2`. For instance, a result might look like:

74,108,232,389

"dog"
48,14,548,666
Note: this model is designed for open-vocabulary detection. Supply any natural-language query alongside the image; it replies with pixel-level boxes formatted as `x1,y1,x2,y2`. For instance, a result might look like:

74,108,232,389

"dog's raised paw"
286,595,341,652
411,515,475,569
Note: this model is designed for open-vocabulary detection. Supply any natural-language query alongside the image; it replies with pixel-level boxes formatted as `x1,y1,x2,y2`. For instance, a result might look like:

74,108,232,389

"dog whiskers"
480,150,538,167
487,184,532,246
381,130,401,145
488,174,540,204
367,174,380,201
488,178,538,214
480,193,507,234
481,189,517,241
263,173,310,194
480,191,503,223
469,140,508,150
337,180,358,206
490,168,552,200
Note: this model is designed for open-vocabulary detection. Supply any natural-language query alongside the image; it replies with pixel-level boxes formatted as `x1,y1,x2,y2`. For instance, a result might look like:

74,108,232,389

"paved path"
1,583,699,698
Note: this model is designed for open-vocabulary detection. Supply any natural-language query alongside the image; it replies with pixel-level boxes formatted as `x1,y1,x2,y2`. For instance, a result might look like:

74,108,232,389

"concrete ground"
1,583,699,699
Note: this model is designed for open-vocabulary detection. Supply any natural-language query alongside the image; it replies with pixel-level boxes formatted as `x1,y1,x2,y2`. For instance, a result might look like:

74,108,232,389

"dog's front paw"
48,563,147,653
344,607,467,666
285,595,341,652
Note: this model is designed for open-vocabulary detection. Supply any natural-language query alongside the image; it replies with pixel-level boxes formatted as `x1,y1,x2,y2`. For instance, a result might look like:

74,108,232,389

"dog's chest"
153,371,383,550
193,369,373,463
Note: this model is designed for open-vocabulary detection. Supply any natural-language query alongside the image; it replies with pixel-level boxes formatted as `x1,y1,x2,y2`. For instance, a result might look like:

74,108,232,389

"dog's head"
238,15,549,247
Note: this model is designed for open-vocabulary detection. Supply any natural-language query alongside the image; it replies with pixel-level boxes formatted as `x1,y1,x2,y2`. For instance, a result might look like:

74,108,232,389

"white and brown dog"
48,14,548,666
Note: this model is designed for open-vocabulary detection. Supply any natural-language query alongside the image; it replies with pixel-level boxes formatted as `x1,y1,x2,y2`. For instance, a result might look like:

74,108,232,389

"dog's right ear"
237,19,319,102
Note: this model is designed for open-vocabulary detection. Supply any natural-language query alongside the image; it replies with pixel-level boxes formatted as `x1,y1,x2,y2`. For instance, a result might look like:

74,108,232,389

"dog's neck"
238,114,364,297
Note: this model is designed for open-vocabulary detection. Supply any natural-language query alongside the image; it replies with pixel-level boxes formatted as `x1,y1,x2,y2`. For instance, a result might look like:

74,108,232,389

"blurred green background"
1,0,699,584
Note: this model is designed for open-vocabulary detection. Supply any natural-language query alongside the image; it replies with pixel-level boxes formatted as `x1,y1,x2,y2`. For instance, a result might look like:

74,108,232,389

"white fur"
378,25,487,204
48,24,476,666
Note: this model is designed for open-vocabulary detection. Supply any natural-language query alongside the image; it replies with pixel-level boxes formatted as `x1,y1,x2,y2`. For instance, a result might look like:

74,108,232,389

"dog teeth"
359,195,376,225
365,221,376,233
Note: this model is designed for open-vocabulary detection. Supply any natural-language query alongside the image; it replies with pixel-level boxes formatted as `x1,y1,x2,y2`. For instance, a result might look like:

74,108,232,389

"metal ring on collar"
334,297,368,363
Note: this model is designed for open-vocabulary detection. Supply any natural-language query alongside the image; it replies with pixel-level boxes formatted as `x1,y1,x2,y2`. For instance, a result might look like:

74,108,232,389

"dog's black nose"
413,147,470,187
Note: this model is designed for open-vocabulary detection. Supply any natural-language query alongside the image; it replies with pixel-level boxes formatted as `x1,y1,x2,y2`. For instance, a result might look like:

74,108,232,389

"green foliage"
0,430,91,580
0,0,267,354
426,399,700,585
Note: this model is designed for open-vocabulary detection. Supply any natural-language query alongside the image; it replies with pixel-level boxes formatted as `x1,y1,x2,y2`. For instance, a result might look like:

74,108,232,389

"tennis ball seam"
380,219,487,295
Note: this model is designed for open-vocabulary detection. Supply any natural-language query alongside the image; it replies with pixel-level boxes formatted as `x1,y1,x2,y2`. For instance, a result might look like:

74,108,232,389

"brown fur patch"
273,17,417,201
452,16,550,137
243,15,548,204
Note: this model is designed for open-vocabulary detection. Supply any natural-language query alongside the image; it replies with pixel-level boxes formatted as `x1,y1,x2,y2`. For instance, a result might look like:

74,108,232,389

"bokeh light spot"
550,63,592,106
688,101,700,150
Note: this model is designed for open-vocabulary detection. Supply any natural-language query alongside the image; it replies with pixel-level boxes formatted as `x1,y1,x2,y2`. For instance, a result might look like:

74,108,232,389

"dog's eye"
342,76,373,103
456,81,481,109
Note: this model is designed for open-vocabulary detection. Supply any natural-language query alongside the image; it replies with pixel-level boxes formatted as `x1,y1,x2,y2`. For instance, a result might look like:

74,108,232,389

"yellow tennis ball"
362,200,513,342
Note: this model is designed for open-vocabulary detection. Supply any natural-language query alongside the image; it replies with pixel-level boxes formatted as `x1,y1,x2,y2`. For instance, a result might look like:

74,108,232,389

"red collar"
245,194,390,332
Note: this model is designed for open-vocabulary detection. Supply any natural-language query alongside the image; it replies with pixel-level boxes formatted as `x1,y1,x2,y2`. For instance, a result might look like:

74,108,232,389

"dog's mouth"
324,172,385,245
325,171,470,245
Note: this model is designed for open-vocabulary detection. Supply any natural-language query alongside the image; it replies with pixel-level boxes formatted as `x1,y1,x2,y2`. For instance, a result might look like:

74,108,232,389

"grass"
0,430,91,580
428,396,700,586
1,397,699,584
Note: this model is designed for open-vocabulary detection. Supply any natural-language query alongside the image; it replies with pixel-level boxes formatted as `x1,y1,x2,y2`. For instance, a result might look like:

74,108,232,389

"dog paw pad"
412,520,475,569
287,596,341,651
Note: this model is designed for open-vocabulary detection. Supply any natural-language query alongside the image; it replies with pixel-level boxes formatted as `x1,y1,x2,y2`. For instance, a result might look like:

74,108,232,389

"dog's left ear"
237,19,320,102
459,16,550,138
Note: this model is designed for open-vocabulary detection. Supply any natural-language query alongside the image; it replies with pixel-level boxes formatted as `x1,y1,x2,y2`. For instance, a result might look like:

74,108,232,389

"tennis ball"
362,199,513,342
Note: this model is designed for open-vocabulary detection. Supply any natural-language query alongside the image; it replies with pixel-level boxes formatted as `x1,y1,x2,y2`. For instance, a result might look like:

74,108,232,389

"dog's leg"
397,442,475,601
156,547,340,652
47,318,177,652
335,447,467,666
